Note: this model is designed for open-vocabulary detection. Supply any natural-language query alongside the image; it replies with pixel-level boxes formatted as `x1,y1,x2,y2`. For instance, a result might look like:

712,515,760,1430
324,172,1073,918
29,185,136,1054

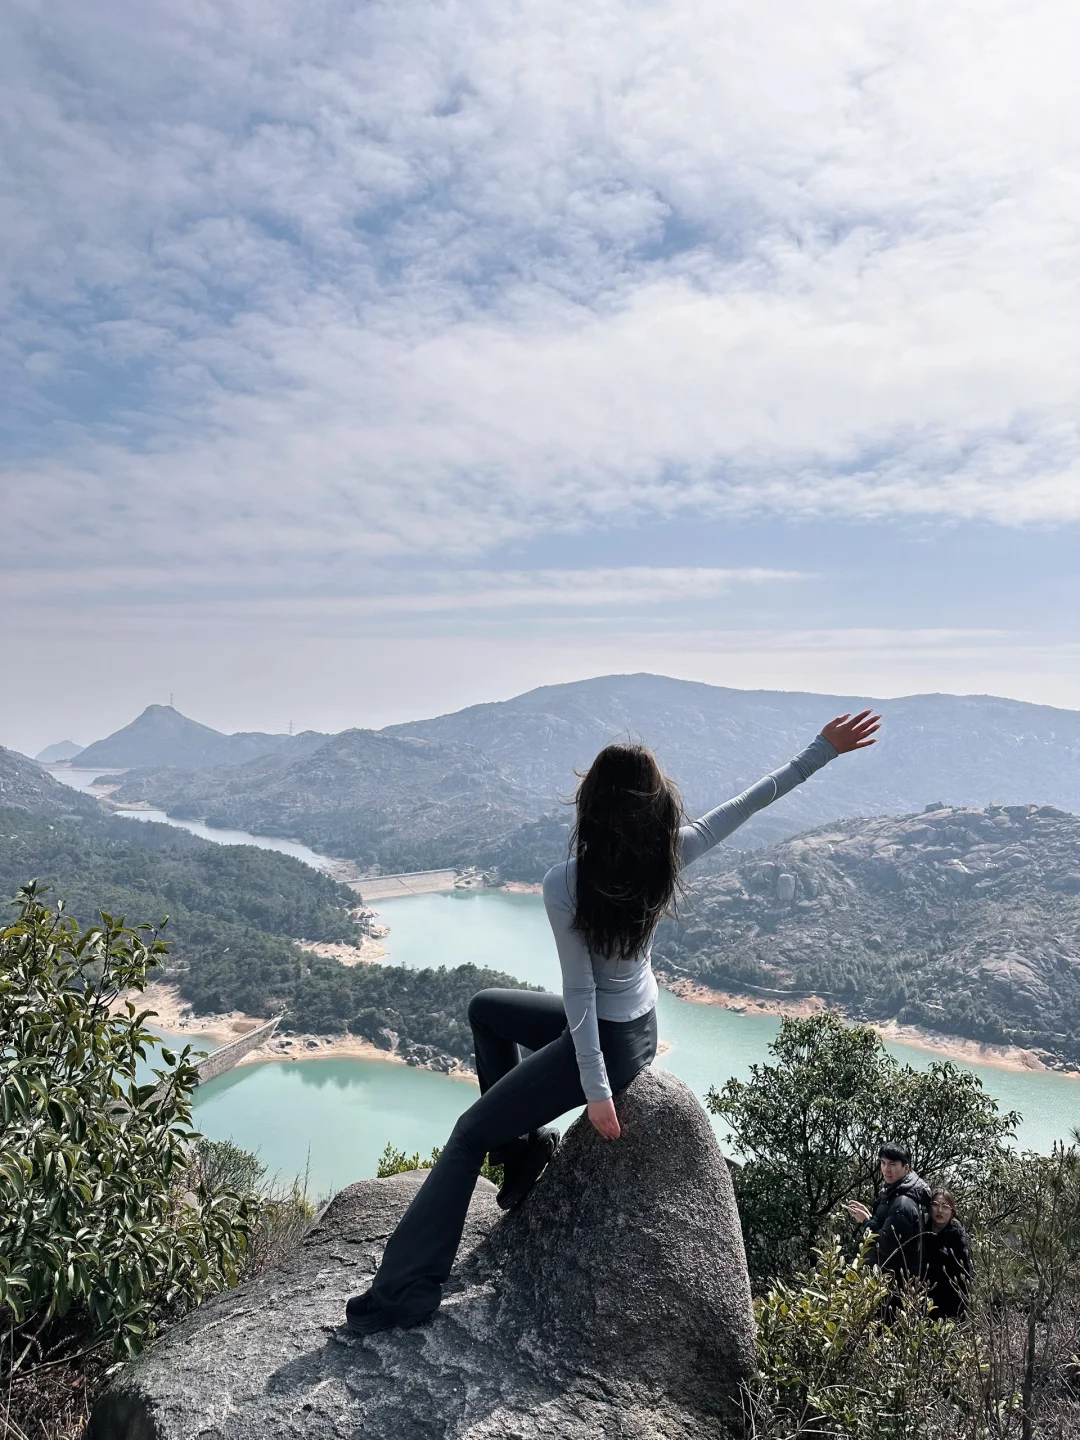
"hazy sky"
3,0,1079,755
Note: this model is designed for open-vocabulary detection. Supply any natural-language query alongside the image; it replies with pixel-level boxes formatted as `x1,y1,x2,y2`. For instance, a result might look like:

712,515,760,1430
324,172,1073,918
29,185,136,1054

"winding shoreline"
659,976,1078,1078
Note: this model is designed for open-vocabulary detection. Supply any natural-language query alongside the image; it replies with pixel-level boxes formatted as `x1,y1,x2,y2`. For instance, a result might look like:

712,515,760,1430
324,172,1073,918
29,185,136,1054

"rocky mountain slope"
74,704,328,771
655,801,1080,1066
0,747,102,820
390,673,1080,840
109,728,544,871
99,676,1080,877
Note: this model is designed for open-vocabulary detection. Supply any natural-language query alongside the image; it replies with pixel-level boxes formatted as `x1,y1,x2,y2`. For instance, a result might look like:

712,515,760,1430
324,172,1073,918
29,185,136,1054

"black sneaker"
345,1289,427,1334
496,1127,560,1211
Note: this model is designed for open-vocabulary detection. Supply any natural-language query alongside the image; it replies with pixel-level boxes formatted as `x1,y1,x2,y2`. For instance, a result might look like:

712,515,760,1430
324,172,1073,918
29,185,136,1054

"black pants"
368,987,658,1321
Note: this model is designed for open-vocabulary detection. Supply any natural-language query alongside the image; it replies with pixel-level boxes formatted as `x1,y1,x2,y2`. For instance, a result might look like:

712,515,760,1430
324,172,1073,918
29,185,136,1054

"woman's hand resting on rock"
821,709,881,754
587,1097,621,1139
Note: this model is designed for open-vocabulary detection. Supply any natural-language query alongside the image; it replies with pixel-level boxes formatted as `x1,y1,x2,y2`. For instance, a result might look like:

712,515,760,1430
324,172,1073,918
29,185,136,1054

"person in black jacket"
845,1142,932,1287
921,1188,973,1319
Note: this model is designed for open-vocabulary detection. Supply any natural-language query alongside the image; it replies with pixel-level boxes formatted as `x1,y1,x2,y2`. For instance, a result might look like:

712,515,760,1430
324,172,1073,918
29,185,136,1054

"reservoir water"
49,769,1077,1195
188,889,1079,1197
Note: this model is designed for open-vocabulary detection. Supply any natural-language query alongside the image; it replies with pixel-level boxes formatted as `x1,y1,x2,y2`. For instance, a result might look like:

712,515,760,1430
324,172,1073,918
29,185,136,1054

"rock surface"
88,1069,752,1439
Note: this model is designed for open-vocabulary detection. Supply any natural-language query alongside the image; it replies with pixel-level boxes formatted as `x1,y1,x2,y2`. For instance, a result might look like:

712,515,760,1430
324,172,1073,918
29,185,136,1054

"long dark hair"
570,741,684,960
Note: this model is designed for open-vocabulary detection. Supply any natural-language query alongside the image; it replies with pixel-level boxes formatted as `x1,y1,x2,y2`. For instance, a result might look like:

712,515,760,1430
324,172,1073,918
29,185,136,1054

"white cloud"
3,566,807,629
2,0,1080,593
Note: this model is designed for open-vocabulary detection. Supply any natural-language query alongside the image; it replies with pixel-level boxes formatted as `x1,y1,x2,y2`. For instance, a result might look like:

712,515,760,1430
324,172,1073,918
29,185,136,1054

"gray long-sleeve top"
542,733,839,1101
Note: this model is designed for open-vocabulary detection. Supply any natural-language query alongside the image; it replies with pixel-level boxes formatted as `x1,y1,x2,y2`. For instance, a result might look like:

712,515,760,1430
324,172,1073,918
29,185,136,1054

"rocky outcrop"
88,1069,753,1439
655,803,1080,1067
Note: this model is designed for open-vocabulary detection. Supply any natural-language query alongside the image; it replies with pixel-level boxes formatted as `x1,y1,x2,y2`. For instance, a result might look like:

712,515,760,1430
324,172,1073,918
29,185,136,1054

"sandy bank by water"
296,935,388,965
131,981,477,1082
132,979,669,1084
659,976,1076,1077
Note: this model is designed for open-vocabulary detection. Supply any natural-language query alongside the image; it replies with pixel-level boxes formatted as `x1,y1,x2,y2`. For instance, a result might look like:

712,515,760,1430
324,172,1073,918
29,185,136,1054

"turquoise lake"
184,889,1080,1198
47,768,1076,1197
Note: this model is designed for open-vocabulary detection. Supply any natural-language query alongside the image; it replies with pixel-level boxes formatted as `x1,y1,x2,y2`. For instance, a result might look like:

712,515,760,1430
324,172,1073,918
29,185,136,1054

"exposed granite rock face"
87,1069,751,1440
466,1066,754,1417
654,803,1080,1067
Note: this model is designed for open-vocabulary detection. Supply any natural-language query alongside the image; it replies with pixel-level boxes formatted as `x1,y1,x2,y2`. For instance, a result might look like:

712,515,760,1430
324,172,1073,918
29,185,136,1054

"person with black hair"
846,1143,932,1285
922,1189,973,1319
346,709,881,1335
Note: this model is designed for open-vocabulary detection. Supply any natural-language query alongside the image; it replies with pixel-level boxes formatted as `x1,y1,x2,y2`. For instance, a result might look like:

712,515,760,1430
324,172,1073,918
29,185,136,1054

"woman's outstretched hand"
587,1097,621,1139
821,709,881,754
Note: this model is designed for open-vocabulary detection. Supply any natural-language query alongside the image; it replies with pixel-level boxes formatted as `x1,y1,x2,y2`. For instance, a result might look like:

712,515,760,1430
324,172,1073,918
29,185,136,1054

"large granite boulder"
88,1068,754,1439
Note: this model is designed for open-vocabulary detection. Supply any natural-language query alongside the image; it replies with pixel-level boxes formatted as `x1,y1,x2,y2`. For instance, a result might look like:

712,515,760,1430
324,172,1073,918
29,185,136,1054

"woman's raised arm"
679,710,880,868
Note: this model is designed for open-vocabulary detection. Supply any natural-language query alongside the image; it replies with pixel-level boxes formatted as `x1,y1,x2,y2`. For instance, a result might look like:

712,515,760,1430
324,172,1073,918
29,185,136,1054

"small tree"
0,883,254,1379
709,1013,1017,1281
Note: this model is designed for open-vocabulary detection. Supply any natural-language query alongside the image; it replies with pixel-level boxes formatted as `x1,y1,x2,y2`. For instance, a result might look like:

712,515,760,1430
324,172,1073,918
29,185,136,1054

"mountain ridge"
108,727,542,871
104,674,1080,876
74,705,329,772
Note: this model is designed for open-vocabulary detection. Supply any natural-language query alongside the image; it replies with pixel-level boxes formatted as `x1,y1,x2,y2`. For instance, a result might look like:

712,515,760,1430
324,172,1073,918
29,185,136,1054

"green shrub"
376,1142,503,1188
747,1239,971,1440
709,1012,1017,1282
0,884,254,1371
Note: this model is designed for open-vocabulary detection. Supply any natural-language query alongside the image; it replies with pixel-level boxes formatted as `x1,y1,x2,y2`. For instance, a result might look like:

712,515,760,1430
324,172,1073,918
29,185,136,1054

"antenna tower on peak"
169,692,174,708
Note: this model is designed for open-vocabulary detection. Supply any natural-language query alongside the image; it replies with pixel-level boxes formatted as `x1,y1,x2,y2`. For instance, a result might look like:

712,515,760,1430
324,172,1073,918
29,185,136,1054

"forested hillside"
109,728,543,870
0,747,532,1061
656,801,1080,1066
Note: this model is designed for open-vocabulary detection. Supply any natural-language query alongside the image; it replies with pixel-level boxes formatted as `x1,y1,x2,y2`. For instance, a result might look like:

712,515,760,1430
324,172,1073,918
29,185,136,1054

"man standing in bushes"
845,1142,932,1286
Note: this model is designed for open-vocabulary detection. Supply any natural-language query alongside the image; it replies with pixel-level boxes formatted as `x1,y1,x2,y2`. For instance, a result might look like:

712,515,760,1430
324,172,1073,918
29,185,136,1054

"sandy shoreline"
296,935,388,965
135,979,670,1082
659,976,1076,1077
133,981,479,1081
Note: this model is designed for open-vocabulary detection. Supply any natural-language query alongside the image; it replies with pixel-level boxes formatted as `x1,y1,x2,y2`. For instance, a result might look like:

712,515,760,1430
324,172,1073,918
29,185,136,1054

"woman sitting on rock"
346,709,881,1334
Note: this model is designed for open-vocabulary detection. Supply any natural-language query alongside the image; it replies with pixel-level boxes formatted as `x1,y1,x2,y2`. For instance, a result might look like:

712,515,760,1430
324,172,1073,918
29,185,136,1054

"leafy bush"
747,1240,971,1440
376,1142,504,1188
708,1012,1017,1281
0,884,253,1372
188,1138,318,1279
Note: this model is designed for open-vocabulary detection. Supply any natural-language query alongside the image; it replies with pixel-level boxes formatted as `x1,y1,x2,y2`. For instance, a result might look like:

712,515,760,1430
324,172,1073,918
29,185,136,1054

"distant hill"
108,729,542,871
390,674,1080,844
102,674,1080,877
34,740,84,763
0,748,103,821
0,746,534,1065
75,705,328,771
655,801,1080,1066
